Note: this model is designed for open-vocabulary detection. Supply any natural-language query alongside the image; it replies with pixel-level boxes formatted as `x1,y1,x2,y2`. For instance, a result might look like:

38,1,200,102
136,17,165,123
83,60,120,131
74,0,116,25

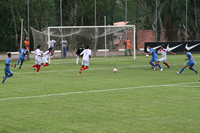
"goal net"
31,25,136,59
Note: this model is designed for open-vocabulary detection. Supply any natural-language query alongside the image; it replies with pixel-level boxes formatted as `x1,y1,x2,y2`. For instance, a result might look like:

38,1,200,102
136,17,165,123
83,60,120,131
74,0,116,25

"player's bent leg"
76,56,79,65
189,65,197,74
155,62,163,71
43,63,49,67
177,64,188,74
14,61,20,68
83,66,88,70
19,61,23,69
36,65,41,74
149,61,155,68
163,62,170,68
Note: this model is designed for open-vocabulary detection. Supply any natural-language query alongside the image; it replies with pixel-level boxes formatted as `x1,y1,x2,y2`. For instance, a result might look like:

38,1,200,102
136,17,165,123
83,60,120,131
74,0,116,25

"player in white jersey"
47,37,56,51
78,45,92,76
30,45,43,74
156,45,176,68
41,48,54,68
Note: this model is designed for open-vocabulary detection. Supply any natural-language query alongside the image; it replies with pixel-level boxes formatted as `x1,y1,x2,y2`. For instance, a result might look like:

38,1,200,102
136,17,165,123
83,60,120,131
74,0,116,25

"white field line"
182,85,200,88
0,82,199,101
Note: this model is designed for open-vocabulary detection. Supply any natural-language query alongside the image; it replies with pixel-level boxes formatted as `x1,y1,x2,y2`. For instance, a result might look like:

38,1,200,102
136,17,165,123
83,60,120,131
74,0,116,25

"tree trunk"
81,0,85,26
136,0,139,49
157,0,163,41
11,0,19,48
193,0,199,40
30,4,39,30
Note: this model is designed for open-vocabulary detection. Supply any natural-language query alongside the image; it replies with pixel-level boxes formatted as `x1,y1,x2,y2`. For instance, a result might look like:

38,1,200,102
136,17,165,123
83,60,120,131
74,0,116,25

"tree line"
0,0,199,52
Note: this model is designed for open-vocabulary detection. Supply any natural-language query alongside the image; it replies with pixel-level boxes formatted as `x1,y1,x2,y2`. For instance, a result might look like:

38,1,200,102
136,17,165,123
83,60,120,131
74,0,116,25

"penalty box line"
0,82,199,101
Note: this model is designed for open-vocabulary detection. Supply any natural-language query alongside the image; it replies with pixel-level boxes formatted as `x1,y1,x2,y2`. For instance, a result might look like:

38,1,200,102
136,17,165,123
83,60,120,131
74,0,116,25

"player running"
76,44,85,65
145,45,163,71
41,48,54,69
176,48,197,75
14,46,29,69
155,45,176,68
2,53,13,83
78,45,92,76
29,45,43,74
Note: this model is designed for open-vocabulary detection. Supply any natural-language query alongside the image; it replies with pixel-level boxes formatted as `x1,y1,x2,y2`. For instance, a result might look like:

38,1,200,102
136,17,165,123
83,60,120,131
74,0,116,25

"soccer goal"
31,25,136,59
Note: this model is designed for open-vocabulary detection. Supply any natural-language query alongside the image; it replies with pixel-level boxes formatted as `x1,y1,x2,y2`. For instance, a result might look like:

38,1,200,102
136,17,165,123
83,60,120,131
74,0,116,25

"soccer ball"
113,68,117,73
146,54,149,57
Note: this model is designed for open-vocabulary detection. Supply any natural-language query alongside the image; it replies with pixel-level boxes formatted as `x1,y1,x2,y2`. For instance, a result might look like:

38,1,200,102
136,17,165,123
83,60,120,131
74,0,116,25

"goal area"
31,25,136,59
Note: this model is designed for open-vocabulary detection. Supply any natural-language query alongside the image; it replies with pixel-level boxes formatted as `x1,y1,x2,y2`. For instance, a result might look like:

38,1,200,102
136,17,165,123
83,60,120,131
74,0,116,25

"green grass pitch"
0,54,200,133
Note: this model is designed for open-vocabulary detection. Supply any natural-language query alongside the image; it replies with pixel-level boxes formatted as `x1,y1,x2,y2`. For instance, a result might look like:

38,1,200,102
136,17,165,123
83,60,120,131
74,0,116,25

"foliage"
0,0,200,52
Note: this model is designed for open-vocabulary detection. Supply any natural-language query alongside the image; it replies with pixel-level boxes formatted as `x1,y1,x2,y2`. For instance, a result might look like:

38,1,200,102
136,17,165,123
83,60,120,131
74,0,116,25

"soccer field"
0,54,200,133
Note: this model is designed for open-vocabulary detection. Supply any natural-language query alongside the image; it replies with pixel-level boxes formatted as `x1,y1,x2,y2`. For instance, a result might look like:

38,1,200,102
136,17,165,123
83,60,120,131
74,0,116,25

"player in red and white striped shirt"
156,45,176,68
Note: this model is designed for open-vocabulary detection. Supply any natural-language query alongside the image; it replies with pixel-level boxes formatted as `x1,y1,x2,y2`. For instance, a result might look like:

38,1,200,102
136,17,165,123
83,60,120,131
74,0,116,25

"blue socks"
190,68,195,71
157,64,162,69
150,63,155,67
2,74,13,83
179,67,185,74
5,74,13,78
19,63,23,68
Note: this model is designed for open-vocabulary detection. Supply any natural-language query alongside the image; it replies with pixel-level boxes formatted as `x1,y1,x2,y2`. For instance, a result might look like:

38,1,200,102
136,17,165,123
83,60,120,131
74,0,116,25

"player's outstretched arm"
144,53,152,55
169,51,176,55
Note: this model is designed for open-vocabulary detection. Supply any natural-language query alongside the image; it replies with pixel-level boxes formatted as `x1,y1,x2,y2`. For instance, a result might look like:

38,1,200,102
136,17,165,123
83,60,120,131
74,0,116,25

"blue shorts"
150,57,158,62
5,68,13,75
18,57,25,62
186,62,194,67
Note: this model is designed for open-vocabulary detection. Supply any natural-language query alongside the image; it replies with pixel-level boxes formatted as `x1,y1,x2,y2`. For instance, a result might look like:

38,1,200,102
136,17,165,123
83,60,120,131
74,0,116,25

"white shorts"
159,58,166,62
36,58,42,65
82,59,89,66
42,57,48,64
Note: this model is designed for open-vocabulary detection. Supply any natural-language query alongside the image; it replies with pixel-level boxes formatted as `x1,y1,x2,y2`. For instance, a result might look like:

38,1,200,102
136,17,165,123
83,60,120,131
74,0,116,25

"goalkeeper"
75,44,85,65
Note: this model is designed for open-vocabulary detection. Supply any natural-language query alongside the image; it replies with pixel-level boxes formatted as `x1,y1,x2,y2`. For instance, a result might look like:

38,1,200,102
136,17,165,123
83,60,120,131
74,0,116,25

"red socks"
36,66,40,73
164,62,170,67
43,63,49,67
32,65,37,67
83,66,88,70
80,66,88,71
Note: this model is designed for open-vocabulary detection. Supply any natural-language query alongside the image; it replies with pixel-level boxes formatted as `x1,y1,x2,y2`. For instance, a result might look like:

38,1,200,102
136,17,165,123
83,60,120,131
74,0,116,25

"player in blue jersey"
176,48,197,74
145,45,163,71
14,46,28,69
2,53,13,84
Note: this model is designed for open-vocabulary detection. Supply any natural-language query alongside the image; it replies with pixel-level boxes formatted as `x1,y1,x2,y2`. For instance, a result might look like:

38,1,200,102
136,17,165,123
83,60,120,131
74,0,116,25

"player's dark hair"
86,45,90,49
7,53,11,57
184,48,188,52
148,45,151,47
37,45,41,48
161,44,165,47
49,48,52,51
